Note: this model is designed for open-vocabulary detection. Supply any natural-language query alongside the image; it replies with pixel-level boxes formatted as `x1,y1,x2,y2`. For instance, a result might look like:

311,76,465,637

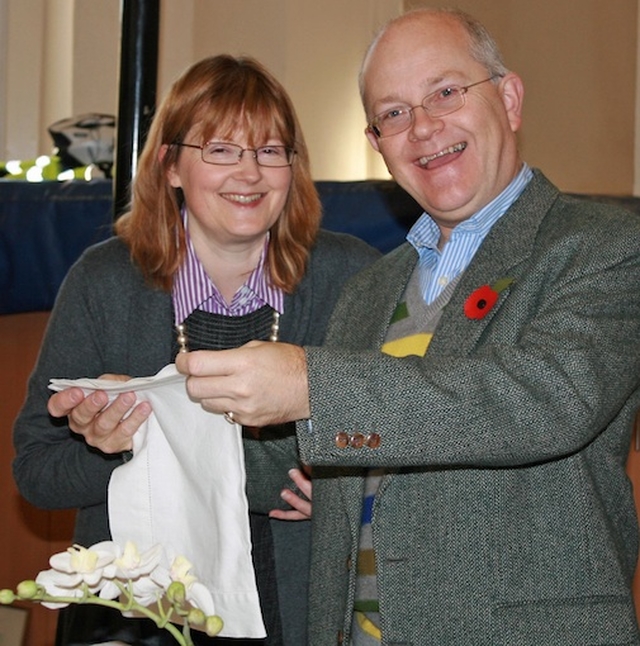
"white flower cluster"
1,541,223,646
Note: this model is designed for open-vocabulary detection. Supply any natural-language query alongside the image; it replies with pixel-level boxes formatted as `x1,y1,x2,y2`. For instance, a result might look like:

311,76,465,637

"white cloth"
49,364,265,638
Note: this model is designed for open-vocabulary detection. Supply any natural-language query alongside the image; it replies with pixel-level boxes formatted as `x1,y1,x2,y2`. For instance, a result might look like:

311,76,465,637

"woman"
12,55,379,645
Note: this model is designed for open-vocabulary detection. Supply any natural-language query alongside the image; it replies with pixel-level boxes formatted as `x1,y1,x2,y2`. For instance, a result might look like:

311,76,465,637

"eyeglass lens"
371,77,497,137
373,88,465,137
202,143,293,166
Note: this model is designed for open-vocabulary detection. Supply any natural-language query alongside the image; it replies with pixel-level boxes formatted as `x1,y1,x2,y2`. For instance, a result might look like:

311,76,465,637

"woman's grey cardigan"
13,229,379,545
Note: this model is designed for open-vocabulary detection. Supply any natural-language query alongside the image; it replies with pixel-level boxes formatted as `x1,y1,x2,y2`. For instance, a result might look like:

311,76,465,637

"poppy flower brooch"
463,277,514,320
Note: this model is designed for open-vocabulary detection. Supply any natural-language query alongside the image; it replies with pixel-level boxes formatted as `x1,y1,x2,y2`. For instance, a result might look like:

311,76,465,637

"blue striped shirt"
407,163,533,304
172,210,284,326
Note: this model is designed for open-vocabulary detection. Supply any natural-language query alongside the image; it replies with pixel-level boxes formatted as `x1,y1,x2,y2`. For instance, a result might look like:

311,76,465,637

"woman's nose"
233,150,262,179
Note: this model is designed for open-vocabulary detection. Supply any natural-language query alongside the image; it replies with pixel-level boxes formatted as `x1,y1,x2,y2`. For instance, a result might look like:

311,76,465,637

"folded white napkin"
49,364,265,638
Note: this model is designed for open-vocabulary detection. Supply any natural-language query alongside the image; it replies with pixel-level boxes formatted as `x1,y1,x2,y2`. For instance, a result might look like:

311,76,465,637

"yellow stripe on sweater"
381,333,432,357
355,611,382,639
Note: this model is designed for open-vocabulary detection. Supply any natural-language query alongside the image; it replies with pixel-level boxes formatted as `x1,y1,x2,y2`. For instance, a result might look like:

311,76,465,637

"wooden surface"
627,411,640,625
0,312,75,646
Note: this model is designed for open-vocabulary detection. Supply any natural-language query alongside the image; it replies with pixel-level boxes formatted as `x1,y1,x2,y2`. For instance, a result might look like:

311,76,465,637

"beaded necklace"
175,309,280,425
175,309,281,353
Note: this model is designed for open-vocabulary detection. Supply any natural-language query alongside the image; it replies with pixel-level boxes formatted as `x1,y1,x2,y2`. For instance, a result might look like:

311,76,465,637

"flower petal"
186,581,216,616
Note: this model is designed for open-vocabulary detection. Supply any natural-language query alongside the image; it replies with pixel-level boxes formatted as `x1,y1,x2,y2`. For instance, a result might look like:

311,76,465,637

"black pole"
113,0,160,219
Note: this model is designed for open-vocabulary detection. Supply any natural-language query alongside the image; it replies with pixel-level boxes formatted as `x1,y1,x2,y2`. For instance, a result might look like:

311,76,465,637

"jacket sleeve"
12,249,126,510
12,239,170,514
298,207,640,469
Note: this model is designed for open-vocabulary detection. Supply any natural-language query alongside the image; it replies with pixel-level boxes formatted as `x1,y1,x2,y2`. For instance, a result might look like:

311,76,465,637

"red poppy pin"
464,278,514,320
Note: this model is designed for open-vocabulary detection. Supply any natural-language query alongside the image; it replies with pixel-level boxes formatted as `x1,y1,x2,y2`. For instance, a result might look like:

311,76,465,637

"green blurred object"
0,113,115,182
0,155,103,181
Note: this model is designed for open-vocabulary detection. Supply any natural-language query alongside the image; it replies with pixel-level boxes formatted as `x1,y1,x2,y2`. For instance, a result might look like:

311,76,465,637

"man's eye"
382,108,406,121
437,87,458,100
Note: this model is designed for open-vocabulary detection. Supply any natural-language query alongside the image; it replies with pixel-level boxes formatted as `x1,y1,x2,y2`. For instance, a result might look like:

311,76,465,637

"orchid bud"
0,589,16,604
187,607,205,626
16,580,40,600
166,580,186,606
205,615,224,637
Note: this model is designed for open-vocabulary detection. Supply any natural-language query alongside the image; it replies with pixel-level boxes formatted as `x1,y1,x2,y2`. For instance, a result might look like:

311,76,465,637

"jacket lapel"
428,170,559,357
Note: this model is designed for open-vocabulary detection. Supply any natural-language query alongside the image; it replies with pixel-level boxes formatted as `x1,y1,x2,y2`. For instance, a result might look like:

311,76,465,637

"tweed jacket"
13,229,379,546
299,171,640,645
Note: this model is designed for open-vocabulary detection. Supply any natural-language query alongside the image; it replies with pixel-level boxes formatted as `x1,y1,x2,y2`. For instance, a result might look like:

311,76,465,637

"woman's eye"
259,147,285,158
208,145,231,155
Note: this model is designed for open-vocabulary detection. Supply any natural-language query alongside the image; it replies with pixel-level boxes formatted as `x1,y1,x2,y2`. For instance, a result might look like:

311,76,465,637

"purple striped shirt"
172,212,284,326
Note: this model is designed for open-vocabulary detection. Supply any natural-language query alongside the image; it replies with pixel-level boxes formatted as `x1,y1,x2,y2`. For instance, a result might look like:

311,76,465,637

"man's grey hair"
358,7,510,101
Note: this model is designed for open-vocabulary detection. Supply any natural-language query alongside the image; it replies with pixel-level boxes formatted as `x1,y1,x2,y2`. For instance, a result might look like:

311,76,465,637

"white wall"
4,0,46,160
160,0,400,180
2,0,639,191
1,0,399,180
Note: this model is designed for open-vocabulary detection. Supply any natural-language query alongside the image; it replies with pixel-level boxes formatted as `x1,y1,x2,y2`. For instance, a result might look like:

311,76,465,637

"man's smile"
417,141,467,168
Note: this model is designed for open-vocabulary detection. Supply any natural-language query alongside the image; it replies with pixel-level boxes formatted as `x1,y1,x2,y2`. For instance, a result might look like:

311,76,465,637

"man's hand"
47,374,151,453
269,467,312,520
175,341,310,427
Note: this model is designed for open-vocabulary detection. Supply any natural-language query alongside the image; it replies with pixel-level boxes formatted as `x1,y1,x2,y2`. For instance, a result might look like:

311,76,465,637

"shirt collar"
407,162,533,251
172,209,284,325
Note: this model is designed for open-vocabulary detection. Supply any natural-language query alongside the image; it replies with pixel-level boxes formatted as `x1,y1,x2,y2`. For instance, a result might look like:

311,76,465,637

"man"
56,8,640,645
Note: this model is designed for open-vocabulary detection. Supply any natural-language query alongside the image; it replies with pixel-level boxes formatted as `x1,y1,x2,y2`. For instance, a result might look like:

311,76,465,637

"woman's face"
167,126,292,252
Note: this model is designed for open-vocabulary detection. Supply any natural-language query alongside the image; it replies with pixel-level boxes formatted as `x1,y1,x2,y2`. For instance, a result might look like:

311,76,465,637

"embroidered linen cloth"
49,364,265,639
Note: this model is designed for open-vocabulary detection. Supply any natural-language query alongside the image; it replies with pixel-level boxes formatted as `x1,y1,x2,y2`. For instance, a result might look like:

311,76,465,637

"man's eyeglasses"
367,75,502,138
173,142,296,167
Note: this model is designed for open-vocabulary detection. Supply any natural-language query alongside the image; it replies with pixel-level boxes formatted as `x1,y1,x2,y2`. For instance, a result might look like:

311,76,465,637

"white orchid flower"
114,541,163,578
151,555,216,616
125,573,166,608
169,555,198,589
50,543,117,582
34,569,85,609
3,541,223,645
184,580,215,616
99,541,165,604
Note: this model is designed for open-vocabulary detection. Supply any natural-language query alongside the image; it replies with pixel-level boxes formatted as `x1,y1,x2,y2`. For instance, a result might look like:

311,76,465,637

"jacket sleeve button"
335,432,349,448
349,432,365,448
365,432,381,448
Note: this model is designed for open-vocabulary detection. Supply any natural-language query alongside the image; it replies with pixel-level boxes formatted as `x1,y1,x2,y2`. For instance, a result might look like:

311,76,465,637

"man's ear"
365,126,381,153
160,144,181,188
499,72,524,133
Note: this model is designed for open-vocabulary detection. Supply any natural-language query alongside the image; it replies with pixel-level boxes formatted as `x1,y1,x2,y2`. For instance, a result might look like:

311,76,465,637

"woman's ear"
498,72,524,133
160,144,181,188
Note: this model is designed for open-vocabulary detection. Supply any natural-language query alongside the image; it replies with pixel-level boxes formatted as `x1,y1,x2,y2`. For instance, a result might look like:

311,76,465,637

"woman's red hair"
115,55,321,292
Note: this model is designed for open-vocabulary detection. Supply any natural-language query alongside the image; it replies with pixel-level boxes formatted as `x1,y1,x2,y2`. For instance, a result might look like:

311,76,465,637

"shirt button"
335,432,349,449
438,275,449,286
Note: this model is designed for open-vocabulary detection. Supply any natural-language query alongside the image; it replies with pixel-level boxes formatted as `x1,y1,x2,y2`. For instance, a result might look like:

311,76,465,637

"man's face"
362,14,524,243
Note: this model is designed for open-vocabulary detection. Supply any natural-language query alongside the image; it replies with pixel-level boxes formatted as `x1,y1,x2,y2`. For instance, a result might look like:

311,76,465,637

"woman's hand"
269,467,312,521
47,374,151,453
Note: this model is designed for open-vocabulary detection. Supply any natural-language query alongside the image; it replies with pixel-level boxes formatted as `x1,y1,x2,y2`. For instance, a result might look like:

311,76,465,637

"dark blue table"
0,179,422,315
